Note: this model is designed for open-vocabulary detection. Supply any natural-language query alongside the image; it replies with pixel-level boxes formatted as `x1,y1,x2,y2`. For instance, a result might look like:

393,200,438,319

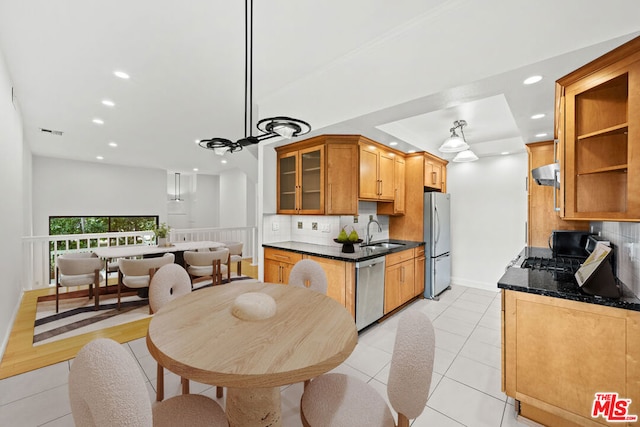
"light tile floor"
0,284,531,427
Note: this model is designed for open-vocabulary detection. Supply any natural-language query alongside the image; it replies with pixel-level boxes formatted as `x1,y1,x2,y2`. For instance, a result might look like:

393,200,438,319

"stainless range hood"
531,163,560,188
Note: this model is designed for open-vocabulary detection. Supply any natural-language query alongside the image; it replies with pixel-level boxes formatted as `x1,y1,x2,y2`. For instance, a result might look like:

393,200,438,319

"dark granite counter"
498,246,640,312
262,239,424,263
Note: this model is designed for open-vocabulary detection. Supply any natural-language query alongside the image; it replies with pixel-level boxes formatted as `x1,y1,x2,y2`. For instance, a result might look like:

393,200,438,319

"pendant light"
439,120,469,153
198,0,311,154
452,149,479,162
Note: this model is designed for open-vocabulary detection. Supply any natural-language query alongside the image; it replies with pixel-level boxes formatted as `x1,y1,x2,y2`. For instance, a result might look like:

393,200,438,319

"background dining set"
59,243,437,427
53,240,245,313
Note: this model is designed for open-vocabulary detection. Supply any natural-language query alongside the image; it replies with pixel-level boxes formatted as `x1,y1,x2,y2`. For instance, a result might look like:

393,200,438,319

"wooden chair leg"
156,364,164,401
397,413,410,427
216,386,223,398
237,259,242,276
93,270,100,311
181,377,189,394
56,285,60,314
117,270,122,310
227,259,231,283
304,380,310,390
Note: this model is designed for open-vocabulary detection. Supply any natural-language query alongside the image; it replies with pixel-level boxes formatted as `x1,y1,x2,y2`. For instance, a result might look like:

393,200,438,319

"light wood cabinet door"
414,247,425,297
359,144,396,201
384,252,416,314
276,145,324,214
326,143,358,215
264,248,302,284
359,145,380,199
526,141,588,247
503,290,640,427
558,38,640,221
378,155,406,216
305,255,347,308
424,159,442,190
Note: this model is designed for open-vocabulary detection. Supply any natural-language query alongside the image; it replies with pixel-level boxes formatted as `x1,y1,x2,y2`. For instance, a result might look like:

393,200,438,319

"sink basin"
362,242,405,250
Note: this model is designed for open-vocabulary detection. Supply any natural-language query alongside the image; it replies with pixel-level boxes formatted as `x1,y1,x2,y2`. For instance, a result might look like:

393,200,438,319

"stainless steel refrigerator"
424,192,451,299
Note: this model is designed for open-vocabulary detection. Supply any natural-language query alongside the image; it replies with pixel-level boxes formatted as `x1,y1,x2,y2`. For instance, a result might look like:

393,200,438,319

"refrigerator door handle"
434,204,440,245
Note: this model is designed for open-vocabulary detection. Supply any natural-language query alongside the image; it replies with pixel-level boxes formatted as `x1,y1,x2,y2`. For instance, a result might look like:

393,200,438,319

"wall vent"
40,128,64,136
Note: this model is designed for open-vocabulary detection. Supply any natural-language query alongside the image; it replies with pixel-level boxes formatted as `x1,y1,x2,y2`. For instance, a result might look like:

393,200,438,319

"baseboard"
451,276,499,293
0,291,23,363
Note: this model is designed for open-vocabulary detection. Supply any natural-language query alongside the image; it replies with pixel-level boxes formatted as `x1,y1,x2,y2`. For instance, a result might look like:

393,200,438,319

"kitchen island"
498,247,640,427
263,240,425,326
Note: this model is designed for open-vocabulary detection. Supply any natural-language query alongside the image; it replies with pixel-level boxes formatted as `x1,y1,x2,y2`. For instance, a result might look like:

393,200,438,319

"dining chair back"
184,248,229,287
300,310,435,427
55,254,104,313
223,241,243,281
69,338,228,427
289,259,328,294
117,253,175,310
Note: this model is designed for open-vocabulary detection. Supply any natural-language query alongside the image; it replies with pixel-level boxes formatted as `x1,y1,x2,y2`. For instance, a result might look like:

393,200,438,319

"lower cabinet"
384,249,418,314
263,248,355,317
414,246,425,297
502,290,640,427
263,248,302,284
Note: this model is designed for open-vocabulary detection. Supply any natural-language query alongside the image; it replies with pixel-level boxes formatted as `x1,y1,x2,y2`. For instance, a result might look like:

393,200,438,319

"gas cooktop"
521,256,584,274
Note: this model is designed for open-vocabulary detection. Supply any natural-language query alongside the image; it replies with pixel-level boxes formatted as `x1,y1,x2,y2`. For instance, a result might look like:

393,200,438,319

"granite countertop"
498,246,640,312
262,239,425,263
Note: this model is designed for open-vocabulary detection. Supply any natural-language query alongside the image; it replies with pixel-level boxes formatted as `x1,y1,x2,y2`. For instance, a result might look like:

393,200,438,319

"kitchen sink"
362,242,405,250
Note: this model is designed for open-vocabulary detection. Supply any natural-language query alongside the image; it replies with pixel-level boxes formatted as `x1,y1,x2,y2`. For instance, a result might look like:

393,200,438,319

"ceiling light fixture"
452,149,479,162
92,118,104,125
101,99,115,107
108,142,118,147
173,173,183,201
439,119,470,153
535,132,548,138
531,113,545,119
114,70,130,79
198,0,310,155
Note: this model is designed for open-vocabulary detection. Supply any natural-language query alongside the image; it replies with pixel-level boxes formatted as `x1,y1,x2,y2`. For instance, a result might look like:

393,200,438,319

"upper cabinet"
377,155,405,216
359,142,395,201
275,135,359,215
277,144,325,215
557,36,640,221
424,153,447,191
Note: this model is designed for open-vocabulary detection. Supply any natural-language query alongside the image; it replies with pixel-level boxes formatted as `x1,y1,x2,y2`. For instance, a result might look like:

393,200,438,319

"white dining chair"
184,248,229,287
117,253,175,310
69,338,228,427
55,253,104,313
300,310,435,427
289,259,328,294
223,241,244,282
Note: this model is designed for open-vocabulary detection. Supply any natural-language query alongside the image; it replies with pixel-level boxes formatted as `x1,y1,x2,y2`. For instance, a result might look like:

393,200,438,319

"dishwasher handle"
356,256,385,269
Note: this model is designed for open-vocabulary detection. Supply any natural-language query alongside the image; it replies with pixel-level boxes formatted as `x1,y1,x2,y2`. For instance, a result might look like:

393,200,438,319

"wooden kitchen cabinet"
414,246,425,297
377,155,405,216
502,290,640,427
384,249,416,314
557,36,640,221
263,248,302,284
277,144,324,214
304,255,354,316
276,135,359,215
424,153,446,191
526,141,588,247
359,142,395,201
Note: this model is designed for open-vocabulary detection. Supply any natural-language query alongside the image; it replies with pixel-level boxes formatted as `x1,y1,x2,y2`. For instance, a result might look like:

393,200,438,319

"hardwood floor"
0,260,258,380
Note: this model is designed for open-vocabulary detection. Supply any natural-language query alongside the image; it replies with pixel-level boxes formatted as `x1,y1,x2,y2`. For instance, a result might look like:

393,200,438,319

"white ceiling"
0,0,639,176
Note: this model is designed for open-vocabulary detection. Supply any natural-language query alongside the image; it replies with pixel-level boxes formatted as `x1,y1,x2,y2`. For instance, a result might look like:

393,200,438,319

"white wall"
32,157,167,235
219,169,249,227
447,153,528,291
0,48,27,355
187,174,220,228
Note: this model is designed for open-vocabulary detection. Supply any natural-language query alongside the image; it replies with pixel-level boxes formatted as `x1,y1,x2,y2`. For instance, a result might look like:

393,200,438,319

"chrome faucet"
366,217,382,245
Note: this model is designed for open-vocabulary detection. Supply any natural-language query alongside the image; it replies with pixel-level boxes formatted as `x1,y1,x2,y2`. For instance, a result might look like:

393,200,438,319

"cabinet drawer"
386,248,414,266
264,248,303,264
414,246,425,258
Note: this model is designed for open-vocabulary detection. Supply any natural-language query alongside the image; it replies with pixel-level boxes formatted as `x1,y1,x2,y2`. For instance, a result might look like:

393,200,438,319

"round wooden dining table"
146,281,358,427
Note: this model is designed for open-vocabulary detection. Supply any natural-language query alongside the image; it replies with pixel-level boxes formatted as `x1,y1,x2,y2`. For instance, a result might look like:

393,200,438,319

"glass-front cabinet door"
277,145,324,214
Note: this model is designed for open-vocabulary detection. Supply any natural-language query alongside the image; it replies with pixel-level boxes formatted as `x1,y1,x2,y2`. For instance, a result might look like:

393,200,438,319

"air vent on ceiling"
40,128,64,136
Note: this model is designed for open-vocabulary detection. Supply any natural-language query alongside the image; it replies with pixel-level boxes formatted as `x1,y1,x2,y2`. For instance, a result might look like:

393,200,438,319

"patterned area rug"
33,275,257,346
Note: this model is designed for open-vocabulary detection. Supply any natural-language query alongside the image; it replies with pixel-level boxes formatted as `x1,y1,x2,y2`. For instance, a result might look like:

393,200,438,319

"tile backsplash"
262,202,389,248
591,221,640,297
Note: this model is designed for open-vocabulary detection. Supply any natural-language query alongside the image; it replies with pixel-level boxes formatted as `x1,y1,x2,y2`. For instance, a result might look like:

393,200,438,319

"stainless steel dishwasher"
355,256,386,331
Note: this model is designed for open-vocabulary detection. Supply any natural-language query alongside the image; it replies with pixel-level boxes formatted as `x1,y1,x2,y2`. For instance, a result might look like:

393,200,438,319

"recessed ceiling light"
524,75,543,85
193,168,199,172
535,133,548,138
194,139,201,144
96,156,104,160
531,113,545,120
389,141,398,146
114,70,130,79
101,99,115,107
408,150,416,154
92,118,104,125
501,151,510,155
221,159,227,164
108,142,118,147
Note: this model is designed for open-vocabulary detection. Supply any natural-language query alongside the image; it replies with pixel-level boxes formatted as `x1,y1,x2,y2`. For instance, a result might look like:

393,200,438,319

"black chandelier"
198,0,311,154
